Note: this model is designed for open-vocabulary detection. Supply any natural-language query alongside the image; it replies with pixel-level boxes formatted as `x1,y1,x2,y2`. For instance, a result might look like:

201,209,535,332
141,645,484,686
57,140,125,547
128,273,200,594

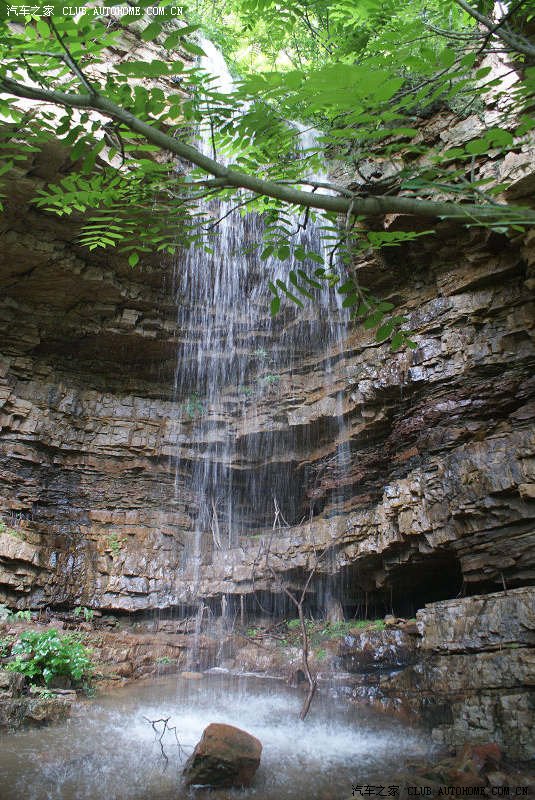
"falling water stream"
173,40,349,612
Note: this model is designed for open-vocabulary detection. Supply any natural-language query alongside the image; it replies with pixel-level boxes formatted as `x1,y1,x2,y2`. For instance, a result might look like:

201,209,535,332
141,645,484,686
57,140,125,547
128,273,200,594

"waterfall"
172,41,348,628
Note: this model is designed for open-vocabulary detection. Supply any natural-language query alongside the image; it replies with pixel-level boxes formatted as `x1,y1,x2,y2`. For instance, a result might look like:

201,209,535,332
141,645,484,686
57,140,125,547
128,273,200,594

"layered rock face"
375,588,535,761
0,114,534,615
0,140,185,609
417,588,534,760
1,94,534,762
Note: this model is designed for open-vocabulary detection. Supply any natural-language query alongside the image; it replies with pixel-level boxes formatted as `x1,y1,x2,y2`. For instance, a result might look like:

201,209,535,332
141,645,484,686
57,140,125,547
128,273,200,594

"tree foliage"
0,0,534,329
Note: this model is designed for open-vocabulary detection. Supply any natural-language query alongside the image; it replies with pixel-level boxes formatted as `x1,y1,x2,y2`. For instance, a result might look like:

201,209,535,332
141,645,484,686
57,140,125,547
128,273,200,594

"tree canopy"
0,0,534,334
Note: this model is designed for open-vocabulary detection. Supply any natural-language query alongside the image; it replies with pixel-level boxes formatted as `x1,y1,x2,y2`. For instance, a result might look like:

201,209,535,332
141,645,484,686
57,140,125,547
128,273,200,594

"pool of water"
0,672,432,799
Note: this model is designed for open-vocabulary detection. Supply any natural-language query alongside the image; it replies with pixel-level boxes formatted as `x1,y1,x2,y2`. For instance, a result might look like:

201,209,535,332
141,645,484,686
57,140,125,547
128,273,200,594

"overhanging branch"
454,0,535,59
1,75,534,228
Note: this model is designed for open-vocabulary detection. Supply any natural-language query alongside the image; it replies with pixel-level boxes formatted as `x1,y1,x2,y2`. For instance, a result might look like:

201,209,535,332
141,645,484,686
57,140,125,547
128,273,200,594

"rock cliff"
0,111,534,615
0,46,534,759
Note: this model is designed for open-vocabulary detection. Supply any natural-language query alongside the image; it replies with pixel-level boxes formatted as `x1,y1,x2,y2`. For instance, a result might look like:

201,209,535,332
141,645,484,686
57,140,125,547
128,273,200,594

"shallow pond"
0,672,432,799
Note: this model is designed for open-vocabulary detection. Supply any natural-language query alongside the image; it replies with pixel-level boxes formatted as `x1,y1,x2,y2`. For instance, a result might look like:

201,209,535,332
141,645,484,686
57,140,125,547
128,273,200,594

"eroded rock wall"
0,105,534,616
380,588,535,761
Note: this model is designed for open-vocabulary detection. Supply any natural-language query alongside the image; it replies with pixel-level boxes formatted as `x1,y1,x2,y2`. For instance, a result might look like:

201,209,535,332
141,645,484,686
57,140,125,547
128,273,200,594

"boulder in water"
183,722,262,788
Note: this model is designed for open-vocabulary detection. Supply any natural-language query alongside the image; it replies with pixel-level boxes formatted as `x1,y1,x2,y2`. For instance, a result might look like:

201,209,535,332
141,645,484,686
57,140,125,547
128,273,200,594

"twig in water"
144,716,193,769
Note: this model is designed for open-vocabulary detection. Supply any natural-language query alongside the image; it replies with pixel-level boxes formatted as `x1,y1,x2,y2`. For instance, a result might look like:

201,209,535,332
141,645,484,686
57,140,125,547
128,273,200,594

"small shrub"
252,348,268,359
345,619,387,632
261,374,280,385
182,393,204,419
318,620,354,638
107,533,123,557
156,655,174,665
0,519,25,540
10,610,31,622
286,618,314,632
0,606,32,623
74,606,94,622
6,629,93,686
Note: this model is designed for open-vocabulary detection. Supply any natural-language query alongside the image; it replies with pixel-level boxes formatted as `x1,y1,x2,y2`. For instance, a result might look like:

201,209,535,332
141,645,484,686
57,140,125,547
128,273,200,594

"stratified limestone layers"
383,588,535,761
0,118,534,612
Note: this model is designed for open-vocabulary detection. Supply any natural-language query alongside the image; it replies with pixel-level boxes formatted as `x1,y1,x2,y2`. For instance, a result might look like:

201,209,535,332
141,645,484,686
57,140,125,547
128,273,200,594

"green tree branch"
0,74,533,228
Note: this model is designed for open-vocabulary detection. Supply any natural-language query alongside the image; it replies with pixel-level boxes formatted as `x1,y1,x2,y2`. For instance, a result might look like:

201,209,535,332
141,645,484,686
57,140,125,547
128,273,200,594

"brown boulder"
183,722,262,788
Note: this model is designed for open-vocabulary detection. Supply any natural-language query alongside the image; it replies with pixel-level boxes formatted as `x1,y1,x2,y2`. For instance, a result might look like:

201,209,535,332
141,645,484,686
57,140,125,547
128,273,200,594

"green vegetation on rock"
6,629,93,687
284,617,389,644
74,606,95,622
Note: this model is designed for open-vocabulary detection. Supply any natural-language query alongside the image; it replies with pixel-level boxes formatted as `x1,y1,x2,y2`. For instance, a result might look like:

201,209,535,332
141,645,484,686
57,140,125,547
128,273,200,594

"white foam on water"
0,675,430,800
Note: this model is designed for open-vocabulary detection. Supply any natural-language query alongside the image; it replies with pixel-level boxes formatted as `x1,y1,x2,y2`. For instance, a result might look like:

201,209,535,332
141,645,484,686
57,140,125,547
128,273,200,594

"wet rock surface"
381,742,535,796
1,152,534,612
417,587,535,652
0,665,75,730
183,722,262,788
338,628,417,673
369,589,535,760
0,695,74,729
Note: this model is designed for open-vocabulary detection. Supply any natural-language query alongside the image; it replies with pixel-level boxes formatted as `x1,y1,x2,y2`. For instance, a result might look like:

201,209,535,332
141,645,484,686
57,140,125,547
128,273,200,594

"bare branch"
47,19,98,95
144,716,193,769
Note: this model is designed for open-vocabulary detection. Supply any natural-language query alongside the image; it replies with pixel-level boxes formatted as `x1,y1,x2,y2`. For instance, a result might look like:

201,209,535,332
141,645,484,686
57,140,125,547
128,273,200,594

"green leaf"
439,48,456,68
297,269,322,289
289,271,314,300
141,21,163,42
277,244,291,260
363,310,384,329
337,280,356,295
375,320,395,342
270,296,281,316
181,40,206,57
390,332,405,351
377,301,395,312
283,289,303,307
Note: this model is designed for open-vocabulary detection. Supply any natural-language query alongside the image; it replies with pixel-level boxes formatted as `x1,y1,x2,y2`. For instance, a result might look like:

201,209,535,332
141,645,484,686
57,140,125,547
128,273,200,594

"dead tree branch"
144,716,193,769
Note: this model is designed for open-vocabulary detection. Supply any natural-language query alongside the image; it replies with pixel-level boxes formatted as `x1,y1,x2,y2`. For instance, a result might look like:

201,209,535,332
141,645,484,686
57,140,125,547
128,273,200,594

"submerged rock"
183,722,262,788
